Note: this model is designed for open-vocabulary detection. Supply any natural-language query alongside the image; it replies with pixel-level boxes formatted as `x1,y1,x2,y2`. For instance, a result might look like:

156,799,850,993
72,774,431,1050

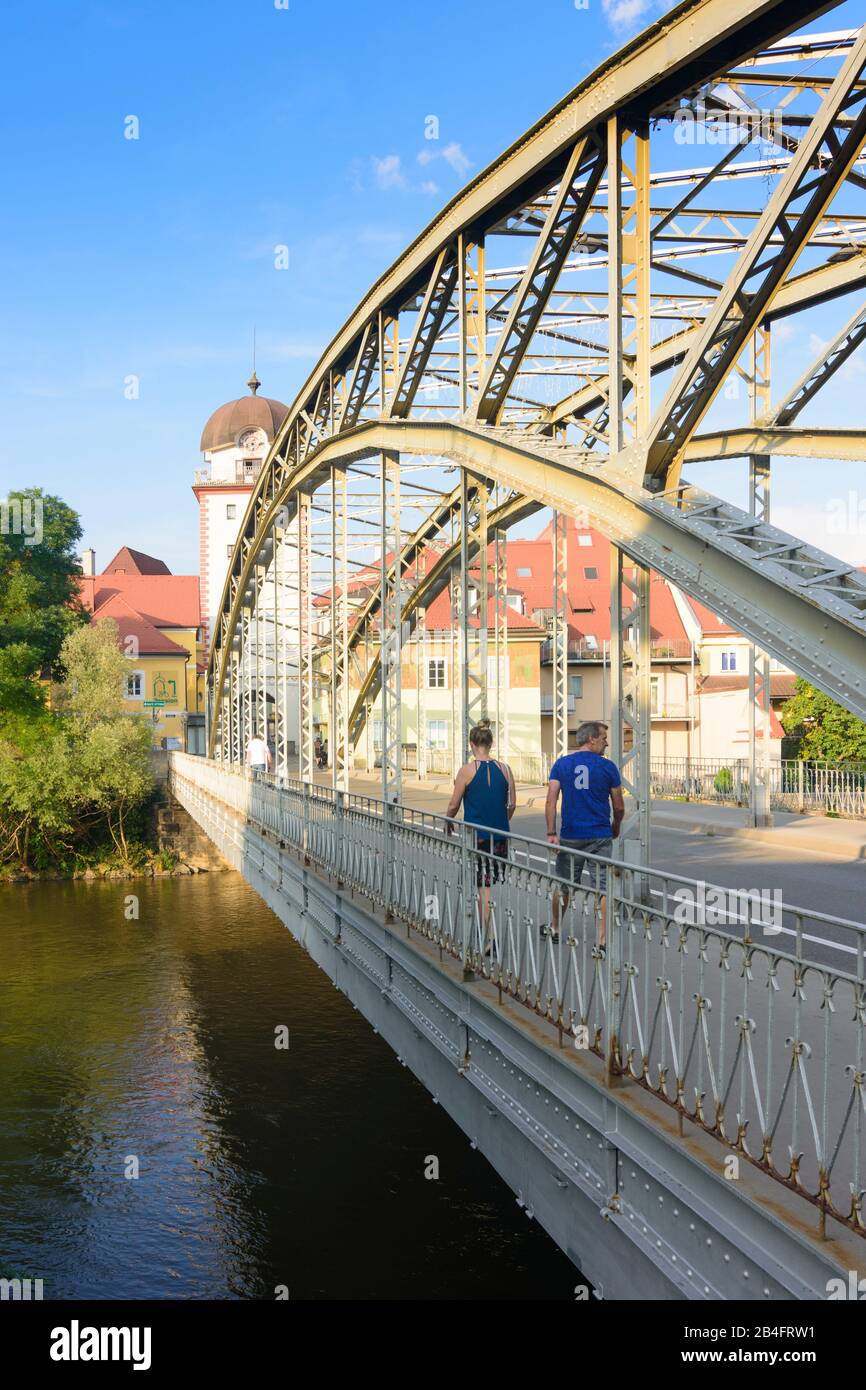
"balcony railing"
540,638,694,663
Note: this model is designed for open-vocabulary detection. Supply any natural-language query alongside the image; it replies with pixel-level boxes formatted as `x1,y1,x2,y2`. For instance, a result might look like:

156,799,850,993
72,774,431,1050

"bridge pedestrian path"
170,755,866,1297
319,769,866,862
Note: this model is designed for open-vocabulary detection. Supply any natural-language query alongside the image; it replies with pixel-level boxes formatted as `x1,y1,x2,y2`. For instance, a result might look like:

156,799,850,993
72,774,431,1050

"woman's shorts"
475,837,509,886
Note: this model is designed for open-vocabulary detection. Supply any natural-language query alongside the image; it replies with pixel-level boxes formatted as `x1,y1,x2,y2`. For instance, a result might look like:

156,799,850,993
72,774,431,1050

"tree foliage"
780,678,866,763
0,501,155,870
0,488,88,676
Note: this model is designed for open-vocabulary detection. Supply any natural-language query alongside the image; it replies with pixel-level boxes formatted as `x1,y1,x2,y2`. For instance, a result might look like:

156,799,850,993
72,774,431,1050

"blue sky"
1,0,864,572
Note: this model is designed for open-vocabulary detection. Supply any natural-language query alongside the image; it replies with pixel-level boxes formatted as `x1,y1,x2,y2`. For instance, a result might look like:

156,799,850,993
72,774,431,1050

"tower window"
226,504,236,520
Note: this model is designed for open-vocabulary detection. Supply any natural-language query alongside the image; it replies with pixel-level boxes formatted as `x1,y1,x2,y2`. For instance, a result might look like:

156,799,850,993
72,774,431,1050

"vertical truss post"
459,235,486,413
607,117,651,452
277,518,290,784
493,524,508,759
450,568,460,779
330,467,350,791
254,569,263,749
462,473,488,739
610,546,651,878
552,511,569,759
380,450,402,806
417,549,428,779
748,325,773,828
272,524,282,782
379,312,400,415
243,605,253,764
298,493,315,785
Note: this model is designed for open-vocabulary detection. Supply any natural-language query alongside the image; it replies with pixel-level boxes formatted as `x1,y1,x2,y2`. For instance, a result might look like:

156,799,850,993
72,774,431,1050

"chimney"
82,548,96,576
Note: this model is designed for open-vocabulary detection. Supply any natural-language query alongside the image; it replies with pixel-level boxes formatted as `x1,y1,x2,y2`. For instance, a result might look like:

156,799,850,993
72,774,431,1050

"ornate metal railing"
170,752,866,1237
651,757,866,818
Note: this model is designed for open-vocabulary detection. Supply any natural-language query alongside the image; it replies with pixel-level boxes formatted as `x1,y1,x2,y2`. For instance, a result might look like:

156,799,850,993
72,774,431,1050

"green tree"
0,621,153,869
0,487,87,677
54,621,154,861
780,678,866,762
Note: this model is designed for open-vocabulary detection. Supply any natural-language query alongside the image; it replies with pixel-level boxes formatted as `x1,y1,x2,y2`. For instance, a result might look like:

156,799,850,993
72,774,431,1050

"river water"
0,874,577,1300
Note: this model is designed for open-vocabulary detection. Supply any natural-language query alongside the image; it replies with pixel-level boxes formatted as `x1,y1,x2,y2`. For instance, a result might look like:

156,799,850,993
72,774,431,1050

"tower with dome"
193,372,289,663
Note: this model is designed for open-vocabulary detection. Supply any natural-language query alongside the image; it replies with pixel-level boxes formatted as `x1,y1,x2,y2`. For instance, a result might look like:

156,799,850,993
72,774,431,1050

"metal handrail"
169,752,866,1237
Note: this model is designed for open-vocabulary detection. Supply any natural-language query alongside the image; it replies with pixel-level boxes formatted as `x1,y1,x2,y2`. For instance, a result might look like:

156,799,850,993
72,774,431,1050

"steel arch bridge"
207,0,866,857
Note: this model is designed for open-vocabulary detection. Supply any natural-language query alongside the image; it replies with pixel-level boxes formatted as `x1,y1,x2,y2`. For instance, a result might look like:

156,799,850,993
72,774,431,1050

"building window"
569,674,583,699
243,459,257,476
721,650,737,672
226,504,236,520
227,544,234,559
517,566,532,577
372,717,383,751
426,719,448,750
427,658,447,689
583,633,598,650
651,676,660,714
126,671,144,699
506,594,523,612
584,566,598,579
577,534,592,547
487,654,509,688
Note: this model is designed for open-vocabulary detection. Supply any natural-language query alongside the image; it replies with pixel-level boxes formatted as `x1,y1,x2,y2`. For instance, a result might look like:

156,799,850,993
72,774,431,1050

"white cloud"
442,142,471,176
601,0,656,32
420,179,440,195
373,154,406,190
417,148,434,167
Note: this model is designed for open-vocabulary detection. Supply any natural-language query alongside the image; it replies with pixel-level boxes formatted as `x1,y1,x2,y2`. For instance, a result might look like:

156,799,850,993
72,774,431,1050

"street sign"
143,700,166,708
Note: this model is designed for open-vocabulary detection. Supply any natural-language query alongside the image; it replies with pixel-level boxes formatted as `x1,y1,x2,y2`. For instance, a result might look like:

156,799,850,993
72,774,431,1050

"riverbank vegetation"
0,490,164,876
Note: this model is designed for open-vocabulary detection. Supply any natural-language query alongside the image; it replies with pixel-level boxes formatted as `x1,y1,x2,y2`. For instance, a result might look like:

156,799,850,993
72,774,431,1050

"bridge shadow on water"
0,874,583,1300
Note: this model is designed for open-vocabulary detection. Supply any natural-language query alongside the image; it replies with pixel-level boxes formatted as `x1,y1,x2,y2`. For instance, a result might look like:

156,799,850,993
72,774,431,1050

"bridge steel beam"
170,752,866,1301
552,511,569,760
208,418,866,760
208,2,866,774
610,548,651,871
748,328,773,831
380,450,403,805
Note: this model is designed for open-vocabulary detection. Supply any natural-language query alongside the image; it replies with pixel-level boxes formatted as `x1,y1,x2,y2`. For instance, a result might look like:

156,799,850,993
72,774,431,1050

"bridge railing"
169,753,866,1238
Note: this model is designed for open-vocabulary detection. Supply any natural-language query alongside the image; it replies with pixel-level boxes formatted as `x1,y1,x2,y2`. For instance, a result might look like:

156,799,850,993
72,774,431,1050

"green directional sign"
143,700,166,708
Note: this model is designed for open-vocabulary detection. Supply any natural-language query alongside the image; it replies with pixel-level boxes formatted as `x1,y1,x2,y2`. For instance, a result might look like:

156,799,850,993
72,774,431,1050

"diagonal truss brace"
646,27,866,481
473,133,607,424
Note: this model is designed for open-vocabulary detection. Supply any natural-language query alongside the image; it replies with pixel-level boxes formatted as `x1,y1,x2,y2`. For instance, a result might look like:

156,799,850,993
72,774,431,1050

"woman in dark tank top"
445,724,516,957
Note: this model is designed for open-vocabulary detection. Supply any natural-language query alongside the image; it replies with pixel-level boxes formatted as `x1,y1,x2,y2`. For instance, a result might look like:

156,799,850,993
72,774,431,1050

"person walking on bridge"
445,724,516,956
245,732,271,782
546,720,624,950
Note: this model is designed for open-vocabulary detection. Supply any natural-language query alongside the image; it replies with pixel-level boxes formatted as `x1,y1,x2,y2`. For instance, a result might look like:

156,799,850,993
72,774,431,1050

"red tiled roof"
79,574,200,629
103,546,172,576
699,674,797,699
685,598,738,636
92,597,190,657
423,587,545,632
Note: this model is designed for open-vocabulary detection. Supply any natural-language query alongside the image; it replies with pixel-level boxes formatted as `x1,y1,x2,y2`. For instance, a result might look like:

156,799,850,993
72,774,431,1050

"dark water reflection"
0,875,576,1300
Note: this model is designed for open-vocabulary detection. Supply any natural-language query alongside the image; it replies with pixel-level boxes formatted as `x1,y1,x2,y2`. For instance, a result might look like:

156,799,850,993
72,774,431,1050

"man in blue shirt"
545,720,624,949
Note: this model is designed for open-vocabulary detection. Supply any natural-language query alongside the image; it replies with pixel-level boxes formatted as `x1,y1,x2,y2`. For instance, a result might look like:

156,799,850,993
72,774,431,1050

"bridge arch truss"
208,0,866,844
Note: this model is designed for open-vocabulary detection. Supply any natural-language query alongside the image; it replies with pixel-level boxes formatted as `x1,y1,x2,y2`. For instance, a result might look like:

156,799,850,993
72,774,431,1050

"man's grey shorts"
555,838,612,892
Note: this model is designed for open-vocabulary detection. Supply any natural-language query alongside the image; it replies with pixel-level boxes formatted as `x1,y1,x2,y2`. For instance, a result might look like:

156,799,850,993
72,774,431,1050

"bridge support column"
748,326,773,828
462,473,489,742
380,449,402,806
493,525,509,761
610,547,651,877
458,234,486,411
298,492,315,785
552,510,569,759
331,466,351,792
